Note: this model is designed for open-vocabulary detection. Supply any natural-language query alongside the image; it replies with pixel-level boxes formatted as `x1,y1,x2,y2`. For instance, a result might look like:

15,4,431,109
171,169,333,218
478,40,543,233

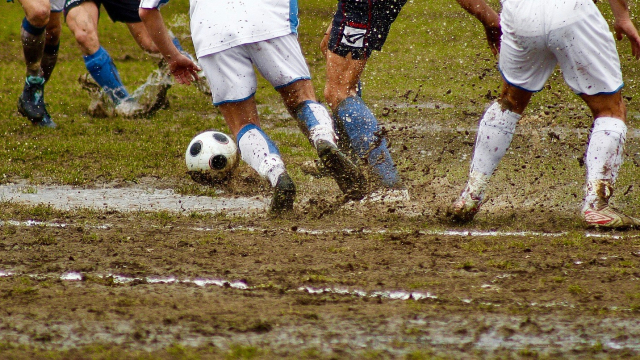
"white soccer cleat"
582,179,640,229
583,205,640,229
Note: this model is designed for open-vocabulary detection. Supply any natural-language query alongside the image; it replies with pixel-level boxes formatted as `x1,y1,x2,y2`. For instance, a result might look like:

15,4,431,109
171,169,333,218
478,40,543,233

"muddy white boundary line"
2,218,640,241
1,268,640,313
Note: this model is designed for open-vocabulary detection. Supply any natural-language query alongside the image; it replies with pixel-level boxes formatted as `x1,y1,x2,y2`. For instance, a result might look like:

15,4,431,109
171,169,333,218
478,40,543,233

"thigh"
248,34,311,90
550,14,623,96
101,0,141,23
198,47,258,106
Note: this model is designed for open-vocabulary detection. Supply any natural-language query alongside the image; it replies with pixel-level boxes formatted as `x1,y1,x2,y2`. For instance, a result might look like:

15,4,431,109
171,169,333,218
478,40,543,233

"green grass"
3,0,638,189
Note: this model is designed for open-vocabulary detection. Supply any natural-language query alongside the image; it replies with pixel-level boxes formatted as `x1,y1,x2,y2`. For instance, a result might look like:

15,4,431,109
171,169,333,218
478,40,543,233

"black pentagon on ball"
212,132,230,144
210,155,228,170
189,141,203,157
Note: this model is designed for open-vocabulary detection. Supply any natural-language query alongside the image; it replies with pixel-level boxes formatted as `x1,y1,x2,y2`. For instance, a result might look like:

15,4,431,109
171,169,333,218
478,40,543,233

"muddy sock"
469,102,520,183
335,96,398,187
83,46,129,104
21,18,46,77
237,124,286,187
584,117,626,207
295,100,337,147
41,42,59,82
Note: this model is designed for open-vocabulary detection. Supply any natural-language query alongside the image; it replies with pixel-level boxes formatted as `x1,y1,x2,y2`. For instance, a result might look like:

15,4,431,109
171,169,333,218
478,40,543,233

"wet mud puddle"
0,184,267,214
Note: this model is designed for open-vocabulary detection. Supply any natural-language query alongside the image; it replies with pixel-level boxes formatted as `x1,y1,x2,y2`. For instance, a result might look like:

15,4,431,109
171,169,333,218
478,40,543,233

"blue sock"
22,17,45,36
335,96,398,187
296,100,322,130
83,46,129,103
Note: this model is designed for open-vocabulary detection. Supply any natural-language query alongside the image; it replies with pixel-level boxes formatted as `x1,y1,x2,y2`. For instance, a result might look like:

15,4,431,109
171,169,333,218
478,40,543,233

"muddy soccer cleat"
269,172,296,215
448,191,483,223
79,73,114,118
582,179,640,229
583,205,640,229
18,75,47,122
33,108,57,128
316,140,366,200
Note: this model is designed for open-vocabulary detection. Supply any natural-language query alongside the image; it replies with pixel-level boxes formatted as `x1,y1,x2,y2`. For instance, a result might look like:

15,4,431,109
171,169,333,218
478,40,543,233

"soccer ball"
185,130,239,180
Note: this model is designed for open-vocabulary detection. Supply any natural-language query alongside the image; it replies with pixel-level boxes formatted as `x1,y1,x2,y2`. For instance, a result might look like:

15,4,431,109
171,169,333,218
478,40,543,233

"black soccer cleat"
17,75,47,122
33,108,57,128
269,172,296,215
316,140,366,200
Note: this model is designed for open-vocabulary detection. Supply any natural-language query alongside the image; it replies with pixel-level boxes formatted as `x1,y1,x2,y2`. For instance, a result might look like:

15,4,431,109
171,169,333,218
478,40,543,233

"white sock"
584,117,627,207
468,102,521,194
237,126,286,187
297,101,337,147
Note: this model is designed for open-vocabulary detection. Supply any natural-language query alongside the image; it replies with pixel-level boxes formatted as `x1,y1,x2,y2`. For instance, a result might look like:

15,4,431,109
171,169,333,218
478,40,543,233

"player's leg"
278,79,366,200
16,0,52,125
323,0,405,190
199,48,295,214
448,83,531,222
126,22,159,54
551,7,640,228
41,11,62,83
65,2,132,105
580,92,640,227
249,35,365,200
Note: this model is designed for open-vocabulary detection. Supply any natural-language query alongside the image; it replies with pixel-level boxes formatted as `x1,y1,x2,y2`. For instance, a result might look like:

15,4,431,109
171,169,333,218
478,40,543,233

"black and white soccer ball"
185,130,239,181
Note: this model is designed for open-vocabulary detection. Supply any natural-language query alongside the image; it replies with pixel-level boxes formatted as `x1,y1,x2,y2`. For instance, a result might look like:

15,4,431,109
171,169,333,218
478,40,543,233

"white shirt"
141,0,300,59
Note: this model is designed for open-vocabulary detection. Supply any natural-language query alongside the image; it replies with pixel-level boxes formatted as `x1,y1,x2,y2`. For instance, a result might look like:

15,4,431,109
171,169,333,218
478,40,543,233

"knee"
25,9,50,28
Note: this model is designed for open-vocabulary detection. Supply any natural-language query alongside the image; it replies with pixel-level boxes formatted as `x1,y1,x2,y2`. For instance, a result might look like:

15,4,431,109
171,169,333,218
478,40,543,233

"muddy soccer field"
2,0,640,358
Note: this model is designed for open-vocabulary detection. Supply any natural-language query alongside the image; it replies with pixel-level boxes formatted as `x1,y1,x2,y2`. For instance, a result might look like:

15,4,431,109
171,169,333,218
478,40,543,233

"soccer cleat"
79,73,114,118
33,108,57,128
448,191,483,223
270,172,296,215
115,98,145,118
583,179,640,229
583,205,640,229
316,140,366,200
18,75,47,121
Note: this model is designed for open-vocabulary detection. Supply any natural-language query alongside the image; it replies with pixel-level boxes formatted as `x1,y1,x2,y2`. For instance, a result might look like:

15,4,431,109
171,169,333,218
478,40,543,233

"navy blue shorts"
64,0,142,23
328,0,407,60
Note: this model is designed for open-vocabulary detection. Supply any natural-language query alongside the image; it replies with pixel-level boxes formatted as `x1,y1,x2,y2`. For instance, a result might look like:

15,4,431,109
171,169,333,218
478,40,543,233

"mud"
2,100,640,358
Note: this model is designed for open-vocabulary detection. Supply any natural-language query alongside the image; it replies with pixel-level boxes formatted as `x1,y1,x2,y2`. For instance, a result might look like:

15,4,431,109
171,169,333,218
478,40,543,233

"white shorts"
199,34,312,106
51,0,65,12
499,0,623,95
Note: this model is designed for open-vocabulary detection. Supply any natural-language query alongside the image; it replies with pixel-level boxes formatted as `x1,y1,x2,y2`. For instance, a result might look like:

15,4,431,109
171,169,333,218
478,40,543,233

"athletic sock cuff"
481,102,520,133
44,42,60,55
593,117,627,139
83,46,109,67
22,17,45,36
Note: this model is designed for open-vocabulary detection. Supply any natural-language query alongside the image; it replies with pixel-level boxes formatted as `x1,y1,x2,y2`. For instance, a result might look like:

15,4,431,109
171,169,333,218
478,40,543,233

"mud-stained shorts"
199,34,311,106
328,0,407,60
499,0,623,95
64,0,142,23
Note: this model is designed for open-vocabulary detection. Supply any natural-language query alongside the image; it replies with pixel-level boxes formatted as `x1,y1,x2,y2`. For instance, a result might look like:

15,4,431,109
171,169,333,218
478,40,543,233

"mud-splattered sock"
21,17,46,77
237,124,286,187
584,117,627,208
41,42,59,82
295,100,337,147
469,102,520,180
335,96,398,187
83,46,129,104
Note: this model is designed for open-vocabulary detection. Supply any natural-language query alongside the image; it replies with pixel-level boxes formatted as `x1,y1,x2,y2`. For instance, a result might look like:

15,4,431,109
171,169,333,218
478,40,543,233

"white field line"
2,219,640,240
2,269,638,312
